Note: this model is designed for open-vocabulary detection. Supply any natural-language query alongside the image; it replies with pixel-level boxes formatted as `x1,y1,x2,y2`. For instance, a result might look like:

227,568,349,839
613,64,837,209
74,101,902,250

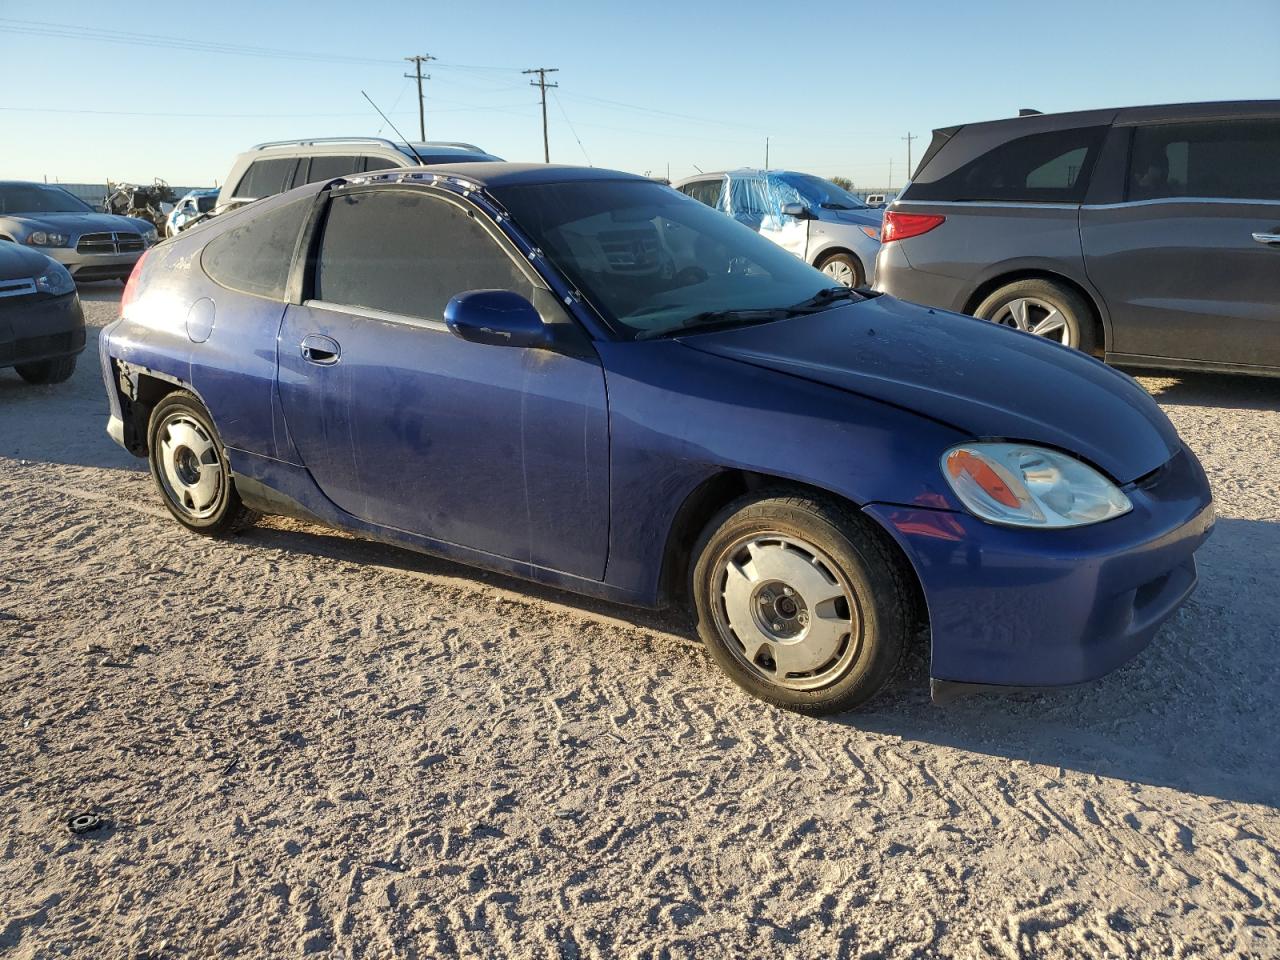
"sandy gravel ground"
2,286,1278,959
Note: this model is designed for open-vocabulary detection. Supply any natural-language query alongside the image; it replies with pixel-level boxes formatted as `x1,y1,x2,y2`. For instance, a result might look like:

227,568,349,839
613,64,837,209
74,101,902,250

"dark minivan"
874,100,1280,377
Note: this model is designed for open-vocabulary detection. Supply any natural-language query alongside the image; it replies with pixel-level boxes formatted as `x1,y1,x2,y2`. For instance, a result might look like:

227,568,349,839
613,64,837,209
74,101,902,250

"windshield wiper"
781,285,861,314
636,308,786,340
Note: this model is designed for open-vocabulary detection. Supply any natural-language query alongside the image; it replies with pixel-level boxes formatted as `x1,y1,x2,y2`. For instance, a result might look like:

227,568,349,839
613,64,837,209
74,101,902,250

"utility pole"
404,55,435,141
764,137,769,170
888,157,894,189
902,131,917,179
524,67,559,163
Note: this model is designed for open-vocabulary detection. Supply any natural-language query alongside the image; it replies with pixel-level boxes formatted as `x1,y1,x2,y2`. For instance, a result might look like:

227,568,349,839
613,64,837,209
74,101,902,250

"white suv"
215,137,501,213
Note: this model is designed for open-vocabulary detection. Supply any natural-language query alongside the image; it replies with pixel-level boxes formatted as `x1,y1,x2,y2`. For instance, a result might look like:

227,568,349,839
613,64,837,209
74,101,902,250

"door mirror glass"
445,290,549,348
781,202,813,219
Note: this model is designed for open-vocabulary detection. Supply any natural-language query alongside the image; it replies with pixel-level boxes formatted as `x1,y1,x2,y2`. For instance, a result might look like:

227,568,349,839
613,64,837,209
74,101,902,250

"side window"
201,197,310,299
1129,119,1280,202
909,126,1106,202
314,189,536,320
727,176,769,216
304,155,365,184
683,179,724,209
231,157,297,199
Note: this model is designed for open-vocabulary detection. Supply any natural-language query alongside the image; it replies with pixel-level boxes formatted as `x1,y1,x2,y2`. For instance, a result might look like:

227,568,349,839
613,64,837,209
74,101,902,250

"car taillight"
120,250,149,317
881,211,945,243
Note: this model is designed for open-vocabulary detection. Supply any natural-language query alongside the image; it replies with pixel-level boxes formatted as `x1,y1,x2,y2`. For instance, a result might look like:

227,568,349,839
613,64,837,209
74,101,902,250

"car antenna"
361,90,428,166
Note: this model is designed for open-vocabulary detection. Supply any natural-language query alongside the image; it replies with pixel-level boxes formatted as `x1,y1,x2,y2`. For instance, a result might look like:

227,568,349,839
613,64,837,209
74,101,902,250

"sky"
1,0,1278,189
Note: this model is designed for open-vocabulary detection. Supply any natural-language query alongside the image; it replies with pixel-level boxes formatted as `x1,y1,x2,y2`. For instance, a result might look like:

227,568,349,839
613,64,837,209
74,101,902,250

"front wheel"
691,493,913,714
147,391,254,536
15,356,77,384
816,252,863,288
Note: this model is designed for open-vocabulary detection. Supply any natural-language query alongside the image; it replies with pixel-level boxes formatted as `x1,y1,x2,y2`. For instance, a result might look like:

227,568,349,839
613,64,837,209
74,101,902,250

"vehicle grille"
0,277,37,299
76,232,145,255
0,330,82,366
598,229,661,273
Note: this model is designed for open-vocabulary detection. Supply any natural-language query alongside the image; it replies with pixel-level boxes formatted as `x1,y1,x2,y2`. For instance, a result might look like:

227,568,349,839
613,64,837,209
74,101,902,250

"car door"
276,185,610,579
1082,117,1280,368
753,175,809,261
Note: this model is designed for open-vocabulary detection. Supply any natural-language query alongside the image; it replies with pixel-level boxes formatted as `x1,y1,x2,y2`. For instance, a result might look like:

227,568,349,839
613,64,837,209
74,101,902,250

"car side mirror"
444,289,551,349
781,202,814,220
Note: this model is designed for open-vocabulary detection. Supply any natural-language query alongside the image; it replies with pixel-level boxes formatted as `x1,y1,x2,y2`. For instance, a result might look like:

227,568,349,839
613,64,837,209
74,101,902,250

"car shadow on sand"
242,511,1279,809
1132,368,1280,410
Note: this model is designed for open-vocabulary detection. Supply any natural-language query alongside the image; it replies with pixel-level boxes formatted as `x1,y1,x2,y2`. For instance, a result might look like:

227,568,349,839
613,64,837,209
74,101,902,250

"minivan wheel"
691,492,911,715
816,252,863,288
973,279,1097,353
147,391,255,536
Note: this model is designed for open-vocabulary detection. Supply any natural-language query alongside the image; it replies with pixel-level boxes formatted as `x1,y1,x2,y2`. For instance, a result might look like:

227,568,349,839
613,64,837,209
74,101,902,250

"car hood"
677,295,1180,484
0,212,151,235
0,241,55,281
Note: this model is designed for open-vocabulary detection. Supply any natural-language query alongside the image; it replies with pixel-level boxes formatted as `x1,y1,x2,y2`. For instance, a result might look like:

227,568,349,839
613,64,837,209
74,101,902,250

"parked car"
0,242,84,383
166,188,219,237
674,170,884,287
0,181,158,283
100,164,1214,713
215,137,502,213
875,100,1280,376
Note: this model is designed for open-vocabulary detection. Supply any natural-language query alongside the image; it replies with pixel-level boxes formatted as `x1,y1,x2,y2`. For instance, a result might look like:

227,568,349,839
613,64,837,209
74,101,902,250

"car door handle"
1252,232,1280,246
300,334,341,365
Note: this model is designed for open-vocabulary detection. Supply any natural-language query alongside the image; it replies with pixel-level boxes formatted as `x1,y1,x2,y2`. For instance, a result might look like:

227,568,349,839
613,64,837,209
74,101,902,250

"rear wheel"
691,492,912,714
816,251,863,288
15,356,77,384
973,278,1097,354
147,391,254,536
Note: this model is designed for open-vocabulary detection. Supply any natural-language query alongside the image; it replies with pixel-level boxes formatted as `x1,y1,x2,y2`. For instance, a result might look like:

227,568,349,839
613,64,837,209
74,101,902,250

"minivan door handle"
300,334,341,365
1252,232,1280,247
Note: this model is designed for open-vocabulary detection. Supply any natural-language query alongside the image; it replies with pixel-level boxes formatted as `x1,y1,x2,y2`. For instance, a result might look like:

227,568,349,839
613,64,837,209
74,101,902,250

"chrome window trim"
1083,196,1280,210
891,199,1081,211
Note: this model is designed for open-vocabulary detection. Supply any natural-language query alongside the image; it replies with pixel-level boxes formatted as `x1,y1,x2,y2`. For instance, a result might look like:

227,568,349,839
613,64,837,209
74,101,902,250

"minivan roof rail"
249,137,484,152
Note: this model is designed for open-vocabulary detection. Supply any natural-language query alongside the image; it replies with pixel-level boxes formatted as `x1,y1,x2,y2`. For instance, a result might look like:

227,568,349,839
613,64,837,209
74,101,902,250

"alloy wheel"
990,296,1074,346
155,413,225,519
710,533,862,691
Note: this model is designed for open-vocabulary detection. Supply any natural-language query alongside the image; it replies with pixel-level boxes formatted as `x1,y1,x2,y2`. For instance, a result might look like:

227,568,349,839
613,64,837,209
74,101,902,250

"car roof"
354,162,649,189
944,98,1280,134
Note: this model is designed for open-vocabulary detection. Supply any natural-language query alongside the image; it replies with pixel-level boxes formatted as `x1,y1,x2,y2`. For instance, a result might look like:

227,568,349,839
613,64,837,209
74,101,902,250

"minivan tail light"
120,250,150,318
881,211,945,243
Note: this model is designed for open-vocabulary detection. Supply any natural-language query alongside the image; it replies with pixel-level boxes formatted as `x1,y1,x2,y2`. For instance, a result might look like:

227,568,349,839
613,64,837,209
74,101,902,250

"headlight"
859,225,880,240
25,231,69,247
141,226,158,244
34,261,76,296
941,443,1132,528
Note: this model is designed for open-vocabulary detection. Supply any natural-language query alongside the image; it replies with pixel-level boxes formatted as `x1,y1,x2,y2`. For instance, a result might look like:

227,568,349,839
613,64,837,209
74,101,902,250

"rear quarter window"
907,125,1106,203
201,197,311,299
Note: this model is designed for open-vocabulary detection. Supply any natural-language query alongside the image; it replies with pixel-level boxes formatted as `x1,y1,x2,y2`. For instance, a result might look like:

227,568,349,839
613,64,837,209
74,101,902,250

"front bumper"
0,292,86,367
866,445,1214,688
42,245,144,282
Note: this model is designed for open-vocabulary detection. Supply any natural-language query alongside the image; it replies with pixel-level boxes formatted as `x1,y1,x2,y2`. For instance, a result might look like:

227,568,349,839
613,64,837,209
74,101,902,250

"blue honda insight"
99,164,1215,713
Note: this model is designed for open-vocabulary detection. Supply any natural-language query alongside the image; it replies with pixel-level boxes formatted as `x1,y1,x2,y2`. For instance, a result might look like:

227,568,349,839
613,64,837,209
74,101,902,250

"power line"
550,90,590,166
523,67,559,163
404,54,436,140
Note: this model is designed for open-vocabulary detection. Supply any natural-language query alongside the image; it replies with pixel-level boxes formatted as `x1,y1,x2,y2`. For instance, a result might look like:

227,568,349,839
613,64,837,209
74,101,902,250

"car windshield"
774,173,869,211
0,184,92,215
494,179,853,339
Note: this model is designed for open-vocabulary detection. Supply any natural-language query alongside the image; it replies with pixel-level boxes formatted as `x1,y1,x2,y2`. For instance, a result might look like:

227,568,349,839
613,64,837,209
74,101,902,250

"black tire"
973,278,1098,354
815,251,864,289
15,356,77,384
146,391,255,537
690,491,914,715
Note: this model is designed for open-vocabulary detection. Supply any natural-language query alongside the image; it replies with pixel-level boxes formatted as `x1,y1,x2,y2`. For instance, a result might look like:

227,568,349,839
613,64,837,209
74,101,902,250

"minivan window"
908,126,1106,203
232,157,297,199
682,179,725,209
1128,119,1280,202
304,155,367,184
314,189,535,320
202,197,310,299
